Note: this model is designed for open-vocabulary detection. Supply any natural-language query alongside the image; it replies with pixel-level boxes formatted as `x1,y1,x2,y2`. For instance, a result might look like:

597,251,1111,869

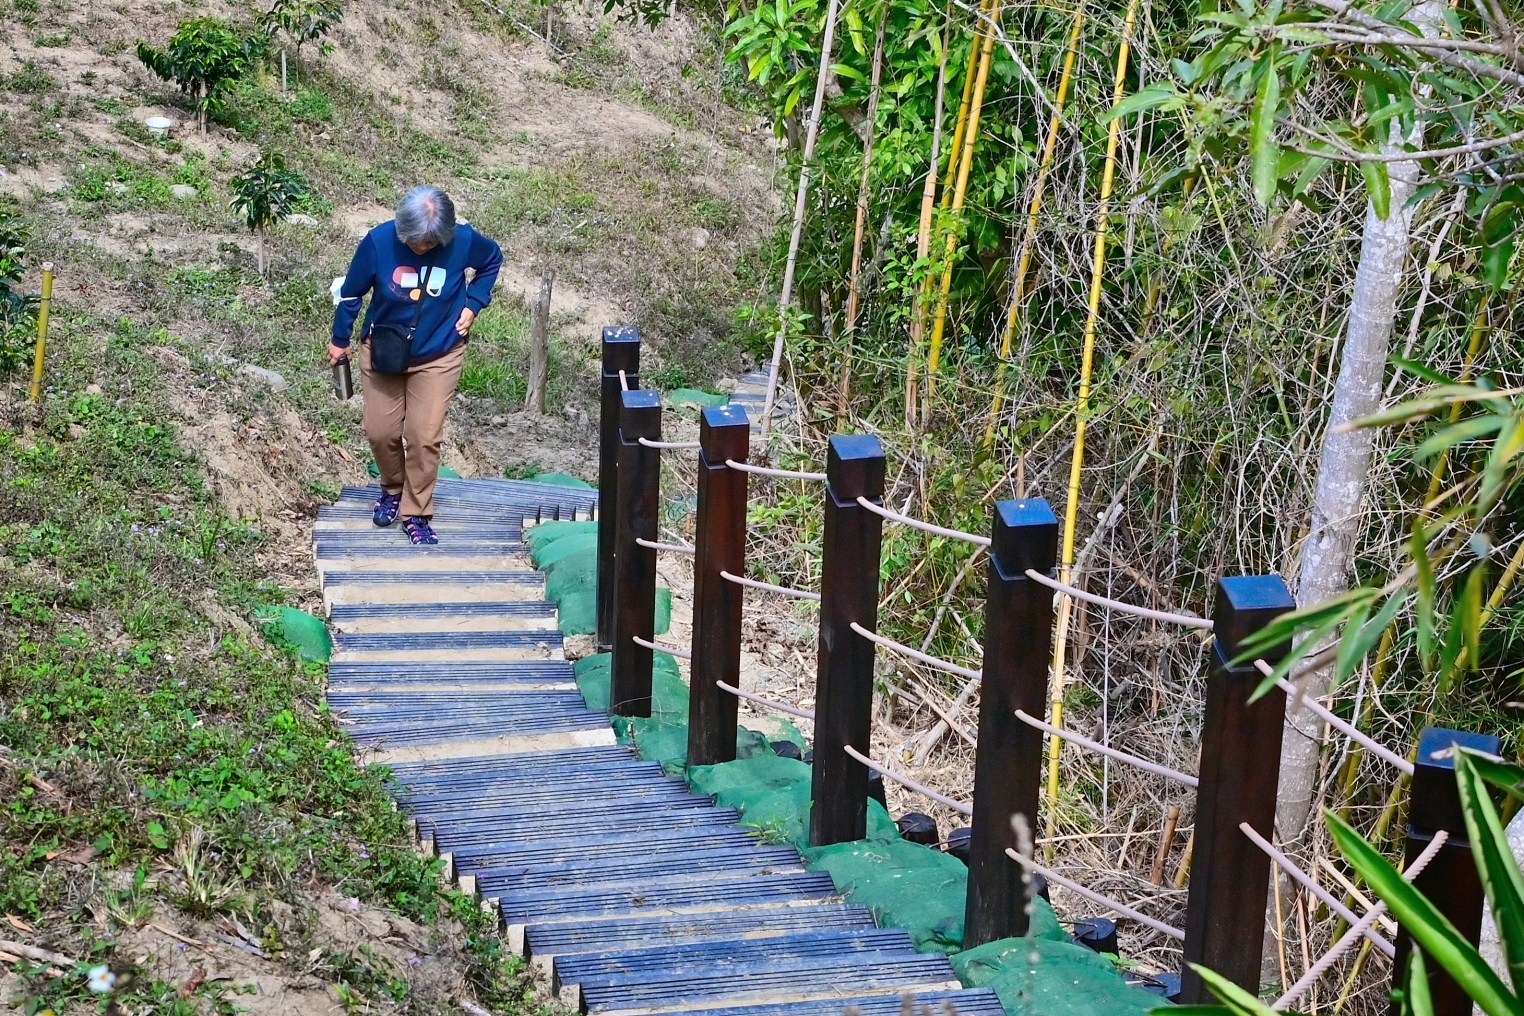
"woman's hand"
328,342,350,366
455,307,476,336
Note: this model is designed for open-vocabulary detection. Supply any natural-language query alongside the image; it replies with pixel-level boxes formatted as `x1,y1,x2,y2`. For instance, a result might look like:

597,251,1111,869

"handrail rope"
1237,822,1394,958
1271,831,1449,1011
1004,850,1186,941
842,744,973,815
1023,569,1213,629
631,635,691,660
725,459,827,481
619,369,630,391
636,537,697,555
638,437,701,449
1014,710,1198,788
855,496,993,547
849,622,982,681
715,680,816,720
719,570,822,601
1254,660,1417,776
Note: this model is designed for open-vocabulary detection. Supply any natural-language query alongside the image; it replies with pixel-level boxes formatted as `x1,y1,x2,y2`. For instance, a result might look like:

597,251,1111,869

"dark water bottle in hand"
333,356,353,400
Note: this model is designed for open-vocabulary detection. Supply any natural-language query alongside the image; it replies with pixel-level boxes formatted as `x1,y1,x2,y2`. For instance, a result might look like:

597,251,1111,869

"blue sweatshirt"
332,220,503,363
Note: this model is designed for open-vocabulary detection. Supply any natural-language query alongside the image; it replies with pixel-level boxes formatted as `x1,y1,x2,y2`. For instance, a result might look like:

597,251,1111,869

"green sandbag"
529,472,594,489
687,755,900,850
527,522,671,635
575,652,688,717
255,606,332,663
952,936,1167,1015
803,838,960,952
526,520,596,560
665,388,728,411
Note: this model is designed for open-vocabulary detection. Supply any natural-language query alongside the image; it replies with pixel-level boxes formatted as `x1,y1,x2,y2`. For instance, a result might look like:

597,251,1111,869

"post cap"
1212,575,1295,666
992,498,1059,575
619,388,662,441
1409,726,1502,838
700,404,750,462
826,434,885,500
602,326,640,375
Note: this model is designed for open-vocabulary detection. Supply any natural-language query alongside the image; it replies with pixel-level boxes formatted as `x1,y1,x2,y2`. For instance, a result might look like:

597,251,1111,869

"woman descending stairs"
315,476,1005,1016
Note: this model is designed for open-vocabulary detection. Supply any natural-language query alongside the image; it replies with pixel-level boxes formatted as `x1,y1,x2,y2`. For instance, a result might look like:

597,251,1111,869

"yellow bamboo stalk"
27,262,54,404
908,2,980,427
1424,291,1490,504
922,0,1002,419
981,1,1087,449
1043,0,1140,854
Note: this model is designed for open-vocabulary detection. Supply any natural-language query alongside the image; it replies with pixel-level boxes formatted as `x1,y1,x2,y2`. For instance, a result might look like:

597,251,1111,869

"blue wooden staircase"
316,477,1005,1016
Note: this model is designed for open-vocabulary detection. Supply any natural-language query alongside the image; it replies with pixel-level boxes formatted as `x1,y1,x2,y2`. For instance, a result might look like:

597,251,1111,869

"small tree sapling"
136,18,265,136
259,0,341,90
229,153,309,278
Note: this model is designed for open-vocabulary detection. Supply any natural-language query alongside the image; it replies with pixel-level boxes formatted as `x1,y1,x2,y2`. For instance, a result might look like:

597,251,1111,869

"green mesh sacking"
686,756,900,851
255,606,332,663
952,936,1167,1016
803,837,968,953
665,389,729,414
528,472,594,488
573,653,774,774
527,522,670,636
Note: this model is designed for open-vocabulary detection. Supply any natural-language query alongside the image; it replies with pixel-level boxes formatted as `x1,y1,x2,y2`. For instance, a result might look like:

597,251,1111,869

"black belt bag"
367,274,433,374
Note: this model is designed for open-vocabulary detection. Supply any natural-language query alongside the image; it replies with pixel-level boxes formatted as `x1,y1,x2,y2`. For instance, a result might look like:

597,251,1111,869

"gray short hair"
395,186,456,247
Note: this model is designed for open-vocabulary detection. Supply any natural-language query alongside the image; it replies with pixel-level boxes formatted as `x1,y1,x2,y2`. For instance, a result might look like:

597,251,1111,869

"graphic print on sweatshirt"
390,265,447,298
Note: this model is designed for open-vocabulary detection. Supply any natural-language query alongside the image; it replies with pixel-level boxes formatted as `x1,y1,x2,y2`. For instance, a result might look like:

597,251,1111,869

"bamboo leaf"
1106,82,1186,123
1413,417,1506,462
1458,564,1485,673
1361,159,1392,219
1250,63,1281,206
1324,811,1520,1016
1334,590,1404,690
1456,754,1524,996
1404,948,1434,1016
1465,750,1524,804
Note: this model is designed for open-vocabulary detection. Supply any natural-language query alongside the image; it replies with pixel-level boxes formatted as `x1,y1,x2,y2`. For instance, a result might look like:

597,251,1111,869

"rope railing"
1023,569,1214,630
842,744,973,815
719,570,822,601
1015,710,1199,788
1254,660,1417,776
618,368,630,391
725,459,827,482
635,537,697,555
1271,830,1449,1011
854,496,993,547
631,635,691,660
1005,850,1187,941
1237,822,1394,958
848,622,982,681
715,680,816,720
639,437,701,450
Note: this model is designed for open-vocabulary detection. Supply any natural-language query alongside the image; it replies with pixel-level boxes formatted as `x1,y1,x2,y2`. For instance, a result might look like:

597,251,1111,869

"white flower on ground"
87,964,117,993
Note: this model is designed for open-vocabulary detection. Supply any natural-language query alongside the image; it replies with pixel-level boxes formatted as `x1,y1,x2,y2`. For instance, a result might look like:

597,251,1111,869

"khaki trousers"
360,341,466,519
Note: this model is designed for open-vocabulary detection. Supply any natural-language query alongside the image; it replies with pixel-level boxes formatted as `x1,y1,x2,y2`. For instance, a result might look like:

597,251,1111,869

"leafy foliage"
0,202,36,374
259,0,342,59
136,18,266,129
230,152,309,234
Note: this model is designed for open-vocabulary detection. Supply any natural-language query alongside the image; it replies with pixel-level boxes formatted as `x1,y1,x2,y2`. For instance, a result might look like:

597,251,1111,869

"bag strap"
405,265,434,337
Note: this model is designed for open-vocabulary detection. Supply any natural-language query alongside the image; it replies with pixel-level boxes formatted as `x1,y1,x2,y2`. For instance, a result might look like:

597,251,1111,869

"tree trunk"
527,268,553,414
281,49,288,92
1275,0,1443,844
257,229,266,278
199,81,207,137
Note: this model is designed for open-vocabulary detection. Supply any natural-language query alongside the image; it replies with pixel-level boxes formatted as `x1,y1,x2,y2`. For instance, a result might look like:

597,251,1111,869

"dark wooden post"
809,434,886,847
1179,575,1296,1004
596,326,640,651
964,497,1059,947
687,403,751,766
1391,726,1499,1016
609,388,660,717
